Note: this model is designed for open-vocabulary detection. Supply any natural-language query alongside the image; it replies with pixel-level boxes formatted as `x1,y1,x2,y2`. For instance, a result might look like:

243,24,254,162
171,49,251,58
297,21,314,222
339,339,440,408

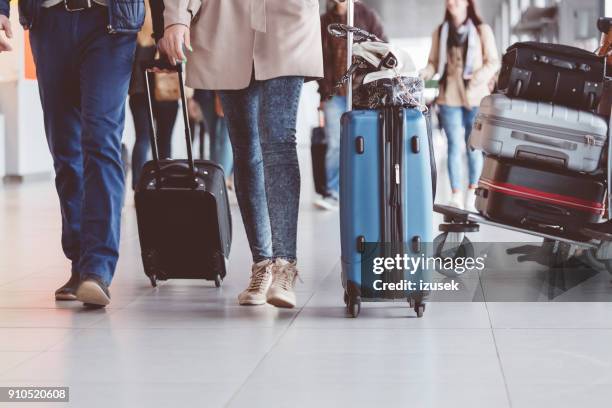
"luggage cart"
433,113,612,276
433,204,612,278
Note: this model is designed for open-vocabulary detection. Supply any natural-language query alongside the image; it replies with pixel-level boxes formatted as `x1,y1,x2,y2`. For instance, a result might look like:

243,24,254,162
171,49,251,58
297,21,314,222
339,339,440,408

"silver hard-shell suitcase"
470,94,608,173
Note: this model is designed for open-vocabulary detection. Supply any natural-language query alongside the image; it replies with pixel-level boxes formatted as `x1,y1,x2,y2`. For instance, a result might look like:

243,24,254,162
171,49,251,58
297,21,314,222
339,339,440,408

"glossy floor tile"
1,143,611,407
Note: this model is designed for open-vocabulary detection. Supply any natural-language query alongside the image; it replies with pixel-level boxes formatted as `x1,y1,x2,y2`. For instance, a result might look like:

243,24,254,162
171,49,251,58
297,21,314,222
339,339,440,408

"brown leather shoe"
54,274,80,301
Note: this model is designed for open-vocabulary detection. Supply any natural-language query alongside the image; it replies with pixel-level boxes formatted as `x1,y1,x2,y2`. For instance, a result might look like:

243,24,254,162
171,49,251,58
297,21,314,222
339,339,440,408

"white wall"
0,5,52,180
0,79,52,178
360,0,506,38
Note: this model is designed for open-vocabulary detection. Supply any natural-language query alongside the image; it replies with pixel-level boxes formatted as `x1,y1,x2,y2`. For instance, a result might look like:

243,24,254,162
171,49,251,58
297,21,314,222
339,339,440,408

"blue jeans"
129,94,179,189
193,90,234,175
29,5,137,285
438,105,483,191
220,76,304,262
322,95,347,196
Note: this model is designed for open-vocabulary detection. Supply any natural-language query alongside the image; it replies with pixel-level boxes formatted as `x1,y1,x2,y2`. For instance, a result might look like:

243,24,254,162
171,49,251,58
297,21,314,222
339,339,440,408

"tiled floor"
1,142,612,408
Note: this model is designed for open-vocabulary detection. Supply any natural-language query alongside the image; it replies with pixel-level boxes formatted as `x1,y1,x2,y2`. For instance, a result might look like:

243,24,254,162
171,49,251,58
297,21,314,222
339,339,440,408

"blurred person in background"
192,89,234,188
317,0,387,211
420,0,499,212
129,0,179,190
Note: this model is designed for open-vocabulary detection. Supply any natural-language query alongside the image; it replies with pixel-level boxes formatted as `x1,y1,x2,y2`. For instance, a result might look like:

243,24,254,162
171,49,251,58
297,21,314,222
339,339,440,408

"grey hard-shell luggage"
470,94,609,173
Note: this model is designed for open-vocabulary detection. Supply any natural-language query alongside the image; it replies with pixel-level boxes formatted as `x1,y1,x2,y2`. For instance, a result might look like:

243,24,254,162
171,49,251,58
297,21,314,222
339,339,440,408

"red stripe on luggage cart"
479,178,606,215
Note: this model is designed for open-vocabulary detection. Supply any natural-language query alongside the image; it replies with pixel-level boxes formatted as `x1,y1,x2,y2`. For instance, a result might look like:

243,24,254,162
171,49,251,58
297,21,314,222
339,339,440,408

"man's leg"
129,94,152,190
75,6,137,305
154,100,179,160
29,7,83,300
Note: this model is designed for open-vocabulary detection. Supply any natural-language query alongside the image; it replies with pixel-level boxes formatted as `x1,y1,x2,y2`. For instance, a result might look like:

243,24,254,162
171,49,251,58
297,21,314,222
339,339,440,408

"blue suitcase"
340,106,435,318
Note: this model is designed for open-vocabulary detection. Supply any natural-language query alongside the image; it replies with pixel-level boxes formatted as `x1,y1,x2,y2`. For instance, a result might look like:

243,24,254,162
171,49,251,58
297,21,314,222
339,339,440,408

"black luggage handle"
143,60,196,188
518,200,571,218
533,54,586,72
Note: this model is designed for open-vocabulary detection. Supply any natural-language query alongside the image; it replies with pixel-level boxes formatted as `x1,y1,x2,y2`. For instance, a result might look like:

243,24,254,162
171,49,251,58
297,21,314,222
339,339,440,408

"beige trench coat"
164,0,324,90
420,24,500,108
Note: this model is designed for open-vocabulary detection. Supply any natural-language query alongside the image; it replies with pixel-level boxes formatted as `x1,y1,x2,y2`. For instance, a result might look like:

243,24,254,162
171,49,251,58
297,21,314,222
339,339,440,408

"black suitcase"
497,42,607,111
135,62,232,288
476,157,607,235
311,110,328,196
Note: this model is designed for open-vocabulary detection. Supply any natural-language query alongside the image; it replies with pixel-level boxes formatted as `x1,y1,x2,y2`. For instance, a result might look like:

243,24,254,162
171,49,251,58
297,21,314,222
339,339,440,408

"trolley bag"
470,94,609,173
336,0,434,318
497,41,606,111
311,109,328,196
340,106,435,317
135,61,232,288
475,157,607,234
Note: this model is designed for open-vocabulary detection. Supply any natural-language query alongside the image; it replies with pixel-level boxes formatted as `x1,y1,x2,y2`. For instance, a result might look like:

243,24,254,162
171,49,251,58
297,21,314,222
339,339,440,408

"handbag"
328,24,425,110
154,72,181,102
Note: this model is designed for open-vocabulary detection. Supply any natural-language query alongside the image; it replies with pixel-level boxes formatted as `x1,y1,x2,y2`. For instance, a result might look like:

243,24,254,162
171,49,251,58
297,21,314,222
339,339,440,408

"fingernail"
188,45,193,52
183,58,187,63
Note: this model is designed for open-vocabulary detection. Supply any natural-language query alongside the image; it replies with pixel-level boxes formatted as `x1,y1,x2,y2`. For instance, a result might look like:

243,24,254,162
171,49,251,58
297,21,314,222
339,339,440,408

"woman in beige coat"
420,0,499,212
159,0,323,309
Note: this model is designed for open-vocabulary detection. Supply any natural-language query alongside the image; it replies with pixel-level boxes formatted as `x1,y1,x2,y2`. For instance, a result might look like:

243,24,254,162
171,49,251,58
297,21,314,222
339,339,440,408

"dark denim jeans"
220,76,304,262
129,93,178,189
29,5,137,285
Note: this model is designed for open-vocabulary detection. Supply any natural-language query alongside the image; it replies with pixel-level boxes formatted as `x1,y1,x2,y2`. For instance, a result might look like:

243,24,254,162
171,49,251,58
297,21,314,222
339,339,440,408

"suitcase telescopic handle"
142,60,197,188
340,0,355,112
533,55,583,72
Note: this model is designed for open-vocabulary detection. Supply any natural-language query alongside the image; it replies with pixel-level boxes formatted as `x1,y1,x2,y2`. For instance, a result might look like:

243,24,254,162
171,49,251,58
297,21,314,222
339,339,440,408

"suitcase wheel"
408,293,426,317
433,232,475,278
408,297,426,318
346,294,361,318
149,275,157,288
415,303,426,318
214,274,223,288
408,297,416,309
550,241,572,268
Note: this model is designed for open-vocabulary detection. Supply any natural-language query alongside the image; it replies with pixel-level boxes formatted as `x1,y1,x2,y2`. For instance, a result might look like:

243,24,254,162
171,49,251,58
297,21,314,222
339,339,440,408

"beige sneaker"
465,188,478,213
449,190,464,210
238,260,273,305
267,259,300,308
